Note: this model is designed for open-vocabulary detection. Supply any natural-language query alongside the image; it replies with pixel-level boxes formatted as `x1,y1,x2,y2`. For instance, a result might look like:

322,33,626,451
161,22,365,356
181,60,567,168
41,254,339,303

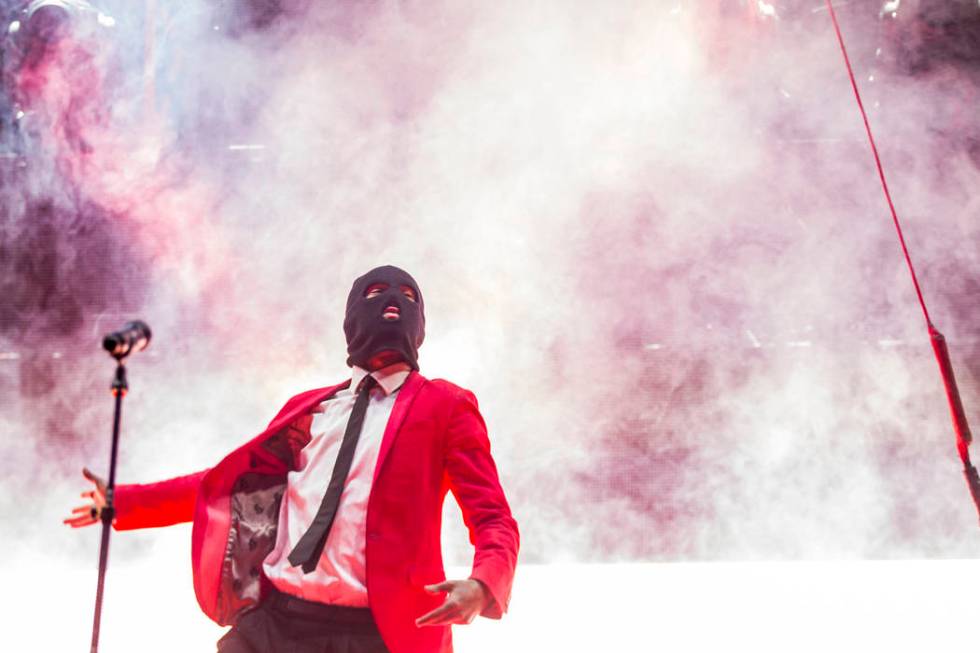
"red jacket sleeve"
443,389,519,618
113,469,209,531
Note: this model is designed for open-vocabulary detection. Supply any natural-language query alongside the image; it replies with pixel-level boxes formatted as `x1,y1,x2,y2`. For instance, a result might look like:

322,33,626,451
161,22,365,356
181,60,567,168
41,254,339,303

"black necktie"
287,374,378,573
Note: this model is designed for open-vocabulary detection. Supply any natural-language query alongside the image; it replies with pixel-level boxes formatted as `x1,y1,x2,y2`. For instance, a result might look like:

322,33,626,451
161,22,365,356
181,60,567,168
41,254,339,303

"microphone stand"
89,357,128,653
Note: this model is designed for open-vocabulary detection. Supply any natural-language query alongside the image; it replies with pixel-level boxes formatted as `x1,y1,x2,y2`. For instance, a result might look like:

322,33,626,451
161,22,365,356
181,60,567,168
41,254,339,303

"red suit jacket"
113,371,519,653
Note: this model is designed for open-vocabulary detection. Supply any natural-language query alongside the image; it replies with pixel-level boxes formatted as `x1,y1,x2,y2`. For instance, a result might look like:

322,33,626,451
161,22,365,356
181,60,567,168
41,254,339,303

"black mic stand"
89,358,128,653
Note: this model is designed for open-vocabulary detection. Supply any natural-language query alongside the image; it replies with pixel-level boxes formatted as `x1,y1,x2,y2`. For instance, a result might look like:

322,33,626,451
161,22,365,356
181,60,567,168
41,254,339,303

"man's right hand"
63,467,108,528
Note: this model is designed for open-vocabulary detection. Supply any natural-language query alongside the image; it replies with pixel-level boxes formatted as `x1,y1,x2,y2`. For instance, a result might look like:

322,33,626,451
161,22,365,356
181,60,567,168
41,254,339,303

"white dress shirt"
262,362,411,606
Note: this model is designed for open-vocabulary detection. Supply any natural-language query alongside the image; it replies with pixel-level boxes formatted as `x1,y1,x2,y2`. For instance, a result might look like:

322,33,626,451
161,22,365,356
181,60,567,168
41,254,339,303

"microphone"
102,320,152,358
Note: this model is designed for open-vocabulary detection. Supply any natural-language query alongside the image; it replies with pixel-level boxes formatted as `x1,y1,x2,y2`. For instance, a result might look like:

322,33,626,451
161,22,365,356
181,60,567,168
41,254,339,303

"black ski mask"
343,265,425,370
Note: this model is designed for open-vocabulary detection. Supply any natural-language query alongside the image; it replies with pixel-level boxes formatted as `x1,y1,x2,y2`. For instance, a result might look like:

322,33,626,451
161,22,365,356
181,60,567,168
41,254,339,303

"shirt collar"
351,362,411,396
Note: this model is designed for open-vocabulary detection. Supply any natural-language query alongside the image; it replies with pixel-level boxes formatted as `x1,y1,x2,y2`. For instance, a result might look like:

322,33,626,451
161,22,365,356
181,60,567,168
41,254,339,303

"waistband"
267,589,377,628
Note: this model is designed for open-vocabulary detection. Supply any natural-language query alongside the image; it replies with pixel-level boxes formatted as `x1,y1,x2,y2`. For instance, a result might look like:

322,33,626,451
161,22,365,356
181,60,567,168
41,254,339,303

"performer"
65,265,520,653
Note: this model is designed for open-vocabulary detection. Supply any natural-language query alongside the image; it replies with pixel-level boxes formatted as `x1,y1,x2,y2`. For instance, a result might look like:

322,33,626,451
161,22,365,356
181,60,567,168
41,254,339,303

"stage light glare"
881,0,902,15
757,1,778,19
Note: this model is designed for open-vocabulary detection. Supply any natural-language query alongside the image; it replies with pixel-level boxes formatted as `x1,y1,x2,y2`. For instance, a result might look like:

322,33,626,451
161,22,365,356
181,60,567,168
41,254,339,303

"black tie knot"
357,374,378,395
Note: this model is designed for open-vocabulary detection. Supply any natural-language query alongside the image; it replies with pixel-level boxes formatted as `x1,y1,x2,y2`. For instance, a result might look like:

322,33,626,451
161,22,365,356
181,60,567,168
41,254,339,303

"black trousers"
217,590,390,653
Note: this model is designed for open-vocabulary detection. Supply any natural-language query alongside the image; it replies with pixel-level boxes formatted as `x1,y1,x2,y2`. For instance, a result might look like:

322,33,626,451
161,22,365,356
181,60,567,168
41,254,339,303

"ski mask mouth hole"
382,305,400,321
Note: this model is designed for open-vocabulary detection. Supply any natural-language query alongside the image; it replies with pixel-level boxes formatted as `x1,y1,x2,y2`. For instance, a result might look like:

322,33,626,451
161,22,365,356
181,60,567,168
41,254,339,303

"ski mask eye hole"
400,285,417,302
364,283,388,299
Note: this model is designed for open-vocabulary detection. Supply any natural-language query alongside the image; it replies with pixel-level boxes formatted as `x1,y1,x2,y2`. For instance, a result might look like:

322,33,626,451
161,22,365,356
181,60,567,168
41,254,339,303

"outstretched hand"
415,579,491,627
63,467,107,528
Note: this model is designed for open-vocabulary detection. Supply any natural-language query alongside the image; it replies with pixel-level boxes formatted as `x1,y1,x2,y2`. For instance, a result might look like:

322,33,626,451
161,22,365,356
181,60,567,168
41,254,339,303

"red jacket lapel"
372,370,425,484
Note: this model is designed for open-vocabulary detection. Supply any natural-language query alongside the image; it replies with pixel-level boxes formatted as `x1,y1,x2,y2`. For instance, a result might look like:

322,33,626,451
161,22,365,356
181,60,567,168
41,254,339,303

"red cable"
823,0,933,329
824,2,980,523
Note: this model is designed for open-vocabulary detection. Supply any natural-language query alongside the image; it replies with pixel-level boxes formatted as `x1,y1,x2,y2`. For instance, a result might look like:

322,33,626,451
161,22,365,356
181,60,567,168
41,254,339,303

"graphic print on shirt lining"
223,473,284,617
216,414,314,623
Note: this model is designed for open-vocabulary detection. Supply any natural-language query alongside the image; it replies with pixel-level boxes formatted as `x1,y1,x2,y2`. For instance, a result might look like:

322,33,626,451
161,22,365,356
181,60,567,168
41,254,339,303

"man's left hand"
415,579,491,627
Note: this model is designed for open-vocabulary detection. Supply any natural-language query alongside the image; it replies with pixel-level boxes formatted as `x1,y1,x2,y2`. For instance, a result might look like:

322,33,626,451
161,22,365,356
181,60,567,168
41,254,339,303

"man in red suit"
65,265,520,653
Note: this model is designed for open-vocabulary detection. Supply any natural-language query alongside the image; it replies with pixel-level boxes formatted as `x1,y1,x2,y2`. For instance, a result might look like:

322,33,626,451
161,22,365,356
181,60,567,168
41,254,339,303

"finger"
63,515,95,527
424,581,455,594
420,609,467,627
71,505,93,514
79,492,105,508
83,467,105,489
416,606,460,627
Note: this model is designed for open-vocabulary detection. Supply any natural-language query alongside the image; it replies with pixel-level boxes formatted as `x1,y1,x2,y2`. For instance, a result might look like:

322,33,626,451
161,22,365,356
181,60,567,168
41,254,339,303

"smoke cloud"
2,0,978,592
